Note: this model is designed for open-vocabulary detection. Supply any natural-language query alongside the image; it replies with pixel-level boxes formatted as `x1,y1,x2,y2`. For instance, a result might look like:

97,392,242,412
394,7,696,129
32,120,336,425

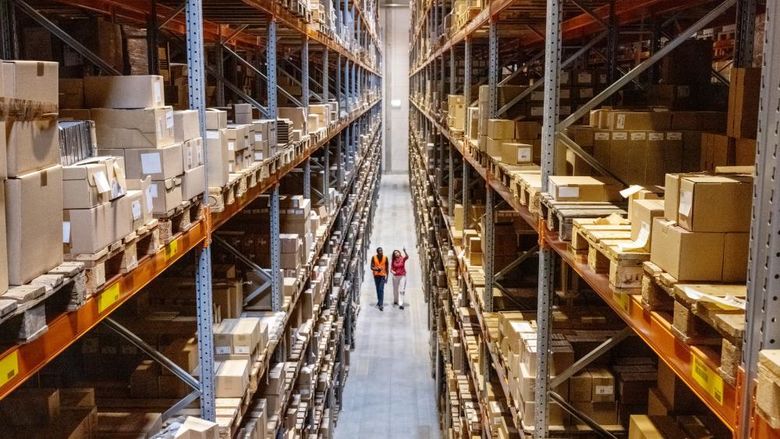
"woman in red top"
391,248,409,309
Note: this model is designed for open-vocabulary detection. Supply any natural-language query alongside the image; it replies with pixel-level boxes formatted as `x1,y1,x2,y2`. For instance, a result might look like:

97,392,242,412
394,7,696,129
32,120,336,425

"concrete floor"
335,174,440,439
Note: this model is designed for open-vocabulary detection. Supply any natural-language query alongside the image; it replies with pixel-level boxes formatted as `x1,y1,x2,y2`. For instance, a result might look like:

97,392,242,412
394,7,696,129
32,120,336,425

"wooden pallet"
68,220,161,297
540,194,627,241
641,261,745,385
208,174,242,214
570,218,648,290
0,262,85,342
157,198,203,244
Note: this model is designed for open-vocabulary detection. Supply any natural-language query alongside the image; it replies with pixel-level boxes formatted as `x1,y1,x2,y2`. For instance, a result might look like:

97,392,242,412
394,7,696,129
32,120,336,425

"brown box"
63,158,115,209
148,177,183,214
84,75,165,109
278,107,307,131
572,402,618,425
183,137,204,170
174,416,219,439
59,78,84,109
486,137,506,157
735,138,756,166
64,203,111,254
174,110,201,143
548,176,621,202
117,143,184,181
723,232,749,282
487,119,516,140
727,67,761,139
516,121,541,139
501,143,533,165
650,218,724,282
609,111,670,131
700,132,735,171
182,165,205,200
92,107,176,148
671,111,726,132
206,129,229,187
225,124,250,152
1,60,58,104
569,371,593,402
630,199,664,248
215,359,250,398
0,387,60,425
677,175,752,232
6,165,63,285
6,118,59,178
205,109,227,130
590,368,616,403
111,192,133,242
657,361,700,410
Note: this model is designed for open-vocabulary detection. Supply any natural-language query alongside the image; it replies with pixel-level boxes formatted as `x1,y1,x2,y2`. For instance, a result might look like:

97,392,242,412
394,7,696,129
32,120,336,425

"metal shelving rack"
0,0,383,434
409,0,780,437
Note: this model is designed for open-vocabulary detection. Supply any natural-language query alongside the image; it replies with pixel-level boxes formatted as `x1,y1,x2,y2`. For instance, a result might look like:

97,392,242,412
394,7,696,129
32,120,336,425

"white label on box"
667,132,683,141
206,130,220,139
228,141,235,151
631,132,647,141
595,132,610,141
131,200,142,220
648,132,665,141
187,148,193,167
145,186,155,210
517,147,531,162
140,153,162,175
679,190,693,216
612,132,628,140
166,110,174,129
216,346,231,355
62,221,71,244
558,186,580,199
254,152,264,161
94,171,111,193
255,133,263,142
196,143,203,164
616,114,626,129
154,81,163,105
234,346,250,354
594,385,614,395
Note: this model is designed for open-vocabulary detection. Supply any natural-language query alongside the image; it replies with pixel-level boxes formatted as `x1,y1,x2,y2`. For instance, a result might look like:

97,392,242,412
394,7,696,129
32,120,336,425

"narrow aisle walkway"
336,173,440,439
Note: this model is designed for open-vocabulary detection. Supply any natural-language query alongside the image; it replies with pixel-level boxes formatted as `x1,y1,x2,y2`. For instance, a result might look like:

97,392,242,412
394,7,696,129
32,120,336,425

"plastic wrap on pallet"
58,120,96,166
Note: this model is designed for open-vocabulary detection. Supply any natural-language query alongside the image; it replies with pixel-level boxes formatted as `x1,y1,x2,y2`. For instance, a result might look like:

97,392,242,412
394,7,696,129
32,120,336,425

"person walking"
370,247,389,311
391,248,409,309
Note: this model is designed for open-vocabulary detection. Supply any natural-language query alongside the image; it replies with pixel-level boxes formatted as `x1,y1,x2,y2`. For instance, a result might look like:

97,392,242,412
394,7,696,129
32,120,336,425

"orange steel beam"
0,221,207,401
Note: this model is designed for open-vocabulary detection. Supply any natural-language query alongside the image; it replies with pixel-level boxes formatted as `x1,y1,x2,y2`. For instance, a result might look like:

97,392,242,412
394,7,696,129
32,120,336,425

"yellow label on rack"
691,354,724,404
98,282,121,313
0,352,19,388
164,240,179,262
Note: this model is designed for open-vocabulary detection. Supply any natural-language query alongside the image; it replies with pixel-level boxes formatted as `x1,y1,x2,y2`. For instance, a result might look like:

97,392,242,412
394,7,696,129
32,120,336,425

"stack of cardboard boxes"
650,173,751,282
86,75,199,215
0,387,99,438
204,109,230,188
3,61,63,290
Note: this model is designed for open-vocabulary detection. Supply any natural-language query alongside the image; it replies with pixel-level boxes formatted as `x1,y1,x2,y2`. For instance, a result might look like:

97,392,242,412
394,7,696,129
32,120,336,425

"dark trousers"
374,276,386,306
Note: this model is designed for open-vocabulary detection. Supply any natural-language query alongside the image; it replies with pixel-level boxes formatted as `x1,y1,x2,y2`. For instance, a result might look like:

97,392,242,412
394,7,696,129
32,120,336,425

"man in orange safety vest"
370,247,389,311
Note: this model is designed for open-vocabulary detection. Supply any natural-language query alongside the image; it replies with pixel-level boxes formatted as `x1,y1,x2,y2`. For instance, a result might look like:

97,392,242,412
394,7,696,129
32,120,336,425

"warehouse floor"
336,174,440,439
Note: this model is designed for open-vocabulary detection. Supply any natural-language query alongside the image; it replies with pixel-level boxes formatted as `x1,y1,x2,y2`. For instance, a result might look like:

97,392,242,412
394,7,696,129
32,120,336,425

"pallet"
570,218,648,290
540,194,627,241
68,221,161,297
157,198,203,244
641,261,745,385
0,262,85,342
513,173,542,214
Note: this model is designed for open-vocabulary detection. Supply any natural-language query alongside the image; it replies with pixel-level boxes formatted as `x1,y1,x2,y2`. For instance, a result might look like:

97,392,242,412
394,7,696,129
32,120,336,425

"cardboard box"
63,158,114,209
487,119,516,140
6,165,63,285
126,177,154,226
630,199,664,246
234,103,253,124
700,132,735,171
64,203,111,254
486,137,506,157
670,111,726,131
501,143,533,165
0,388,60,425
6,118,59,178
59,78,84,109
735,138,756,166
215,360,250,397
609,111,670,131
727,67,761,139
206,109,227,130
92,106,175,148
548,176,621,202
225,124,250,152
677,175,752,232
278,107,307,131
174,110,201,143
119,143,184,181
723,232,749,282
84,75,164,109
174,417,219,439
111,192,133,242
206,129,230,187
1,60,58,104
148,177,183,214
182,165,205,200
650,218,724,281
122,187,147,231
182,137,204,170
590,368,616,403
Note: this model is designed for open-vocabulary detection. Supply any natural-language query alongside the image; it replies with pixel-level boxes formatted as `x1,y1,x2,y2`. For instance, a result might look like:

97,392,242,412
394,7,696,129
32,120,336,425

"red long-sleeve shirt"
391,255,409,276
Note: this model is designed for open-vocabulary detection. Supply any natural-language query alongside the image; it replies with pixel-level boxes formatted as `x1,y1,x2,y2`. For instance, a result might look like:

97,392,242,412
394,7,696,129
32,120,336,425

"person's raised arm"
403,248,409,261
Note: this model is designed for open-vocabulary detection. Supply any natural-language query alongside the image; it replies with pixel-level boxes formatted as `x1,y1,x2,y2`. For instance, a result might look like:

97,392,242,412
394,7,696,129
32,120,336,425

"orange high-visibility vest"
372,255,388,277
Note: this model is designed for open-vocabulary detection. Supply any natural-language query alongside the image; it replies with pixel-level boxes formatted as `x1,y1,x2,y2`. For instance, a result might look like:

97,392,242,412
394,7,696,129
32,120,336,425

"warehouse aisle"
336,173,440,439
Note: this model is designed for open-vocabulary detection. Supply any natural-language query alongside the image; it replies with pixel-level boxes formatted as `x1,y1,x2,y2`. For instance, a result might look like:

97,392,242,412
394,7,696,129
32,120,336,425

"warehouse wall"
381,6,410,174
